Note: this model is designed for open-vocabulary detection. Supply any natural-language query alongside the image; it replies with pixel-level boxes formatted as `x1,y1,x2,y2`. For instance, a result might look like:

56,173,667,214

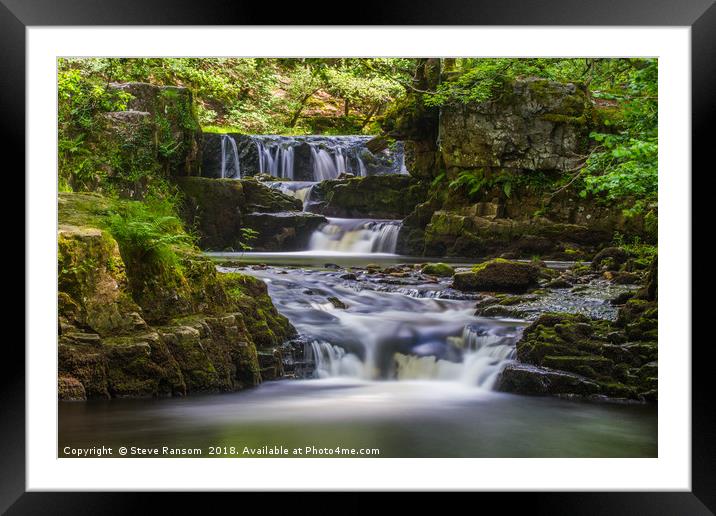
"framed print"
5,0,713,511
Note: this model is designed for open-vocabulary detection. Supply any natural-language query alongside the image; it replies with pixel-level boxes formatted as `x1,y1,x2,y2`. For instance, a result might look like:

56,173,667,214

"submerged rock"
327,296,348,309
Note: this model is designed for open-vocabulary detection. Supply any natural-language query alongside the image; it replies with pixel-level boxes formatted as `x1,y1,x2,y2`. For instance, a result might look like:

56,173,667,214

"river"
59,252,657,458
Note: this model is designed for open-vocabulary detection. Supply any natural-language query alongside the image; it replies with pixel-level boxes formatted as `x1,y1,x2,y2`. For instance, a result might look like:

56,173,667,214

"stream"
59,252,657,458
58,136,657,458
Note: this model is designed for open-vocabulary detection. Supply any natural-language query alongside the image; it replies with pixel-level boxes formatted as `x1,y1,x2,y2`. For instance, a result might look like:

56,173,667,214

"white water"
311,326,515,389
215,135,408,181
266,181,316,209
220,135,241,178
308,218,401,253
310,145,340,181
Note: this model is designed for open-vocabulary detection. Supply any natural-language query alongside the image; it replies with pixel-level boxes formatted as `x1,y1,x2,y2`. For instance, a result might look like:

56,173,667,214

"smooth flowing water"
58,257,657,457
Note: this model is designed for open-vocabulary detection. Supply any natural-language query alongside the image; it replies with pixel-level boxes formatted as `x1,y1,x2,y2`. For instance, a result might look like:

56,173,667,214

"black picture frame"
4,0,711,512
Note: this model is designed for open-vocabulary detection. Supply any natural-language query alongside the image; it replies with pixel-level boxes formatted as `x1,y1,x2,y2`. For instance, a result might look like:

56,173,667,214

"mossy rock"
421,262,455,277
512,309,657,400
219,272,296,348
452,259,539,293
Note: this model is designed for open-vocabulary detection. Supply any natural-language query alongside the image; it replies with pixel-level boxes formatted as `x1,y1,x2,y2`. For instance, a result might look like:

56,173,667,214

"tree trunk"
360,103,380,130
288,90,318,128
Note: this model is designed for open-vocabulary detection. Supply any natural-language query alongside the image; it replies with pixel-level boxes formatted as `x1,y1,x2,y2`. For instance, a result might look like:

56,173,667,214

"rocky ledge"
58,193,295,400
495,258,658,402
176,177,326,251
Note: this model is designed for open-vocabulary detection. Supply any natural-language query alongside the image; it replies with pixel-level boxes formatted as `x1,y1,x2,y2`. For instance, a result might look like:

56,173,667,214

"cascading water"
205,134,407,181
393,325,517,388
310,145,339,181
239,266,523,391
266,181,316,209
308,218,401,254
307,341,364,379
220,134,241,179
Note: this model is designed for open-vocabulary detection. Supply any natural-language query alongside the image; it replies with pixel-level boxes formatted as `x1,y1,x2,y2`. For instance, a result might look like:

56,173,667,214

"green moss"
421,263,455,277
471,257,510,273
540,113,588,125
219,272,295,348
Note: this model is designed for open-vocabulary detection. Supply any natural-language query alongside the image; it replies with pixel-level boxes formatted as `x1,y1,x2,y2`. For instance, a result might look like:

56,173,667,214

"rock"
310,175,428,219
452,259,539,293
243,211,327,251
421,262,455,277
58,374,87,401
495,363,601,397
176,177,323,251
440,78,591,172
610,271,641,284
610,291,634,305
58,193,295,400
592,247,630,270
340,273,358,280
109,82,202,178
327,296,348,309
509,309,657,400
546,277,572,289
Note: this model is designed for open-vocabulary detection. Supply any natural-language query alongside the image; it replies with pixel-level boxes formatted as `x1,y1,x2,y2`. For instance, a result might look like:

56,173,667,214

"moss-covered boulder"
592,246,630,271
452,259,539,293
109,82,202,177
243,212,327,251
496,363,601,397
421,263,455,277
219,272,296,348
62,83,203,199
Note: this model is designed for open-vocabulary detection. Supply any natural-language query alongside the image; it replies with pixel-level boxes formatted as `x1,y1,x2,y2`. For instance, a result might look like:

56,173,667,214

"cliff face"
387,75,653,259
439,78,590,173
57,193,295,400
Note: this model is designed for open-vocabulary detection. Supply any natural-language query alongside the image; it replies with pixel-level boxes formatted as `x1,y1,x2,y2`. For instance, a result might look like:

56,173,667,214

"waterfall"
302,322,517,391
394,325,517,389
266,181,317,210
281,146,295,180
220,135,241,179
308,218,401,254
357,156,367,177
307,341,364,379
208,135,409,181
310,145,339,181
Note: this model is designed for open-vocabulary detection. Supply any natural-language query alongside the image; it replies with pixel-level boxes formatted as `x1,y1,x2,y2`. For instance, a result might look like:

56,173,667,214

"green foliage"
60,57,414,135
581,59,658,216
612,233,657,268
58,66,133,191
447,169,552,200
237,228,259,252
106,197,195,268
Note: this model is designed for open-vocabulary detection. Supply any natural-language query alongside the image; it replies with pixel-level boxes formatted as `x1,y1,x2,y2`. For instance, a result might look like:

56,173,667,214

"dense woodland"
58,57,657,219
